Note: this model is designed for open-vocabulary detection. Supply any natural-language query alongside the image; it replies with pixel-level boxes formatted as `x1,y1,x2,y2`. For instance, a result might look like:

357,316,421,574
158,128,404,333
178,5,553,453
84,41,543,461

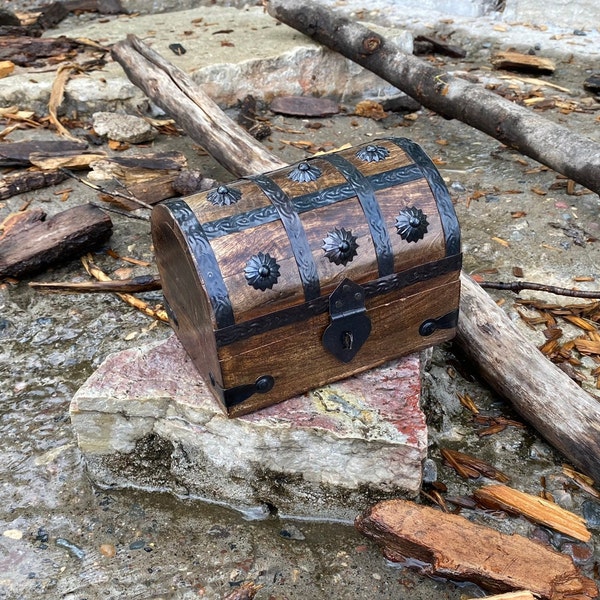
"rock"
2,529,23,540
582,499,600,529
92,112,157,144
583,74,600,93
279,524,305,541
70,335,427,522
99,543,116,557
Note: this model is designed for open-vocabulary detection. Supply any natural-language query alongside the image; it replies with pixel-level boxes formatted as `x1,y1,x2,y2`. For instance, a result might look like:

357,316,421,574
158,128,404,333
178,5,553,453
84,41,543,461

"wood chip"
356,500,598,600
491,51,556,74
491,236,510,247
474,484,591,542
440,448,510,482
0,60,15,78
354,99,388,121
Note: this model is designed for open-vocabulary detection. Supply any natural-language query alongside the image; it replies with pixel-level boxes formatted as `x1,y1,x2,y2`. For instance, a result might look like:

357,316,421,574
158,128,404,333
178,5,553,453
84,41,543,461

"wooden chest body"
151,138,461,417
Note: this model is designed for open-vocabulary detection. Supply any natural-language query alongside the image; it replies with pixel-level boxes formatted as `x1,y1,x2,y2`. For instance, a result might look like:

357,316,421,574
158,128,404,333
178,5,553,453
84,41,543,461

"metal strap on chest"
250,173,321,301
165,199,235,329
321,153,395,277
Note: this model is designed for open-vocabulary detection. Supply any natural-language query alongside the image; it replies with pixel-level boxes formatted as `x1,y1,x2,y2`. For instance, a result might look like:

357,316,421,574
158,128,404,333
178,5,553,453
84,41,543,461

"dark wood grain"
0,205,112,280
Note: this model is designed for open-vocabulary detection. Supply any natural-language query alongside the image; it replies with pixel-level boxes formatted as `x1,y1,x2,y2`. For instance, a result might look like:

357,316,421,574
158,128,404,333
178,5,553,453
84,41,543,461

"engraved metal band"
389,137,461,257
203,164,423,239
215,252,461,347
250,173,321,301
165,199,235,328
321,153,395,277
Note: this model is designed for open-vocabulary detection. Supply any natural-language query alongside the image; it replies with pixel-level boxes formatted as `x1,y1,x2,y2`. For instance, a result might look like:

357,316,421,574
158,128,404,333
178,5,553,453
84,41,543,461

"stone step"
70,335,427,521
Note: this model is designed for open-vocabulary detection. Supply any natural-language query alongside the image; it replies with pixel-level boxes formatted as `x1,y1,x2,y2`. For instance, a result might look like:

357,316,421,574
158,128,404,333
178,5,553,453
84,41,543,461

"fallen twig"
81,255,167,322
479,280,600,298
88,201,150,221
60,168,154,211
29,274,161,294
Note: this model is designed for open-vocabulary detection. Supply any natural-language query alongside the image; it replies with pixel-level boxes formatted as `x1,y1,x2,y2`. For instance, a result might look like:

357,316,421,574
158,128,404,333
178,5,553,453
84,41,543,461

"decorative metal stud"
322,227,359,266
395,206,429,243
356,144,389,163
288,161,322,183
244,252,281,291
207,185,242,206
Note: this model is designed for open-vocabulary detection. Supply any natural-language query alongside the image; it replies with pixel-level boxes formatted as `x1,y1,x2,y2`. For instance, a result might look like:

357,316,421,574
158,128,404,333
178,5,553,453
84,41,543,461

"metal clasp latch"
322,278,371,363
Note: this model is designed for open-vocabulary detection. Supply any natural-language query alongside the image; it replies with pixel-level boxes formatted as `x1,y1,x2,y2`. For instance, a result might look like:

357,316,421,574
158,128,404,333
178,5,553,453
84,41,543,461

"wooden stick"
266,0,600,195
458,274,600,483
0,169,68,201
479,280,600,298
81,255,168,322
110,35,600,482
29,274,161,294
474,484,591,542
110,35,285,178
355,499,598,600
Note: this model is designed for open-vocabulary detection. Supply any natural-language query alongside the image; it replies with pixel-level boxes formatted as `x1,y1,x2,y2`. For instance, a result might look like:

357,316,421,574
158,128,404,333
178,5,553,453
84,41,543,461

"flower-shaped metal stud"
395,206,429,243
288,161,322,183
207,185,242,206
244,252,281,291
356,144,389,163
322,227,359,266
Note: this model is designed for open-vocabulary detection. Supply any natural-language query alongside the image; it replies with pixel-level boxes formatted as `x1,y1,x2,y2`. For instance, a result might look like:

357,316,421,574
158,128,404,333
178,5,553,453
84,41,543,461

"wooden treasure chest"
151,137,461,417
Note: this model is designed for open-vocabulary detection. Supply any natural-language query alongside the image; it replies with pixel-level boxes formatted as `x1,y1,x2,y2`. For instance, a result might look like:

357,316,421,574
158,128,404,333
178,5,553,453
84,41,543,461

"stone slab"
0,6,411,116
70,335,427,522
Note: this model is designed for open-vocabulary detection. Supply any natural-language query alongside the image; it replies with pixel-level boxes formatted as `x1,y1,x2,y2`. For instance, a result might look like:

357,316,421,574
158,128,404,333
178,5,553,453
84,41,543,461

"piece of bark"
0,139,88,167
0,205,112,280
35,2,69,30
0,169,68,200
110,33,600,483
0,8,21,26
473,484,591,542
414,34,466,58
0,60,15,78
0,36,96,66
237,95,271,140
63,0,124,13
110,35,284,178
88,151,188,207
491,51,556,74
583,74,600,93
355,500,598,600
266,0,600,195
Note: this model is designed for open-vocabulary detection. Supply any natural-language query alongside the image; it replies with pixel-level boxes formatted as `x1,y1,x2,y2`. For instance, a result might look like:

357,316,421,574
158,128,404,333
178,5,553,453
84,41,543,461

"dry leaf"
354,100,388,121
